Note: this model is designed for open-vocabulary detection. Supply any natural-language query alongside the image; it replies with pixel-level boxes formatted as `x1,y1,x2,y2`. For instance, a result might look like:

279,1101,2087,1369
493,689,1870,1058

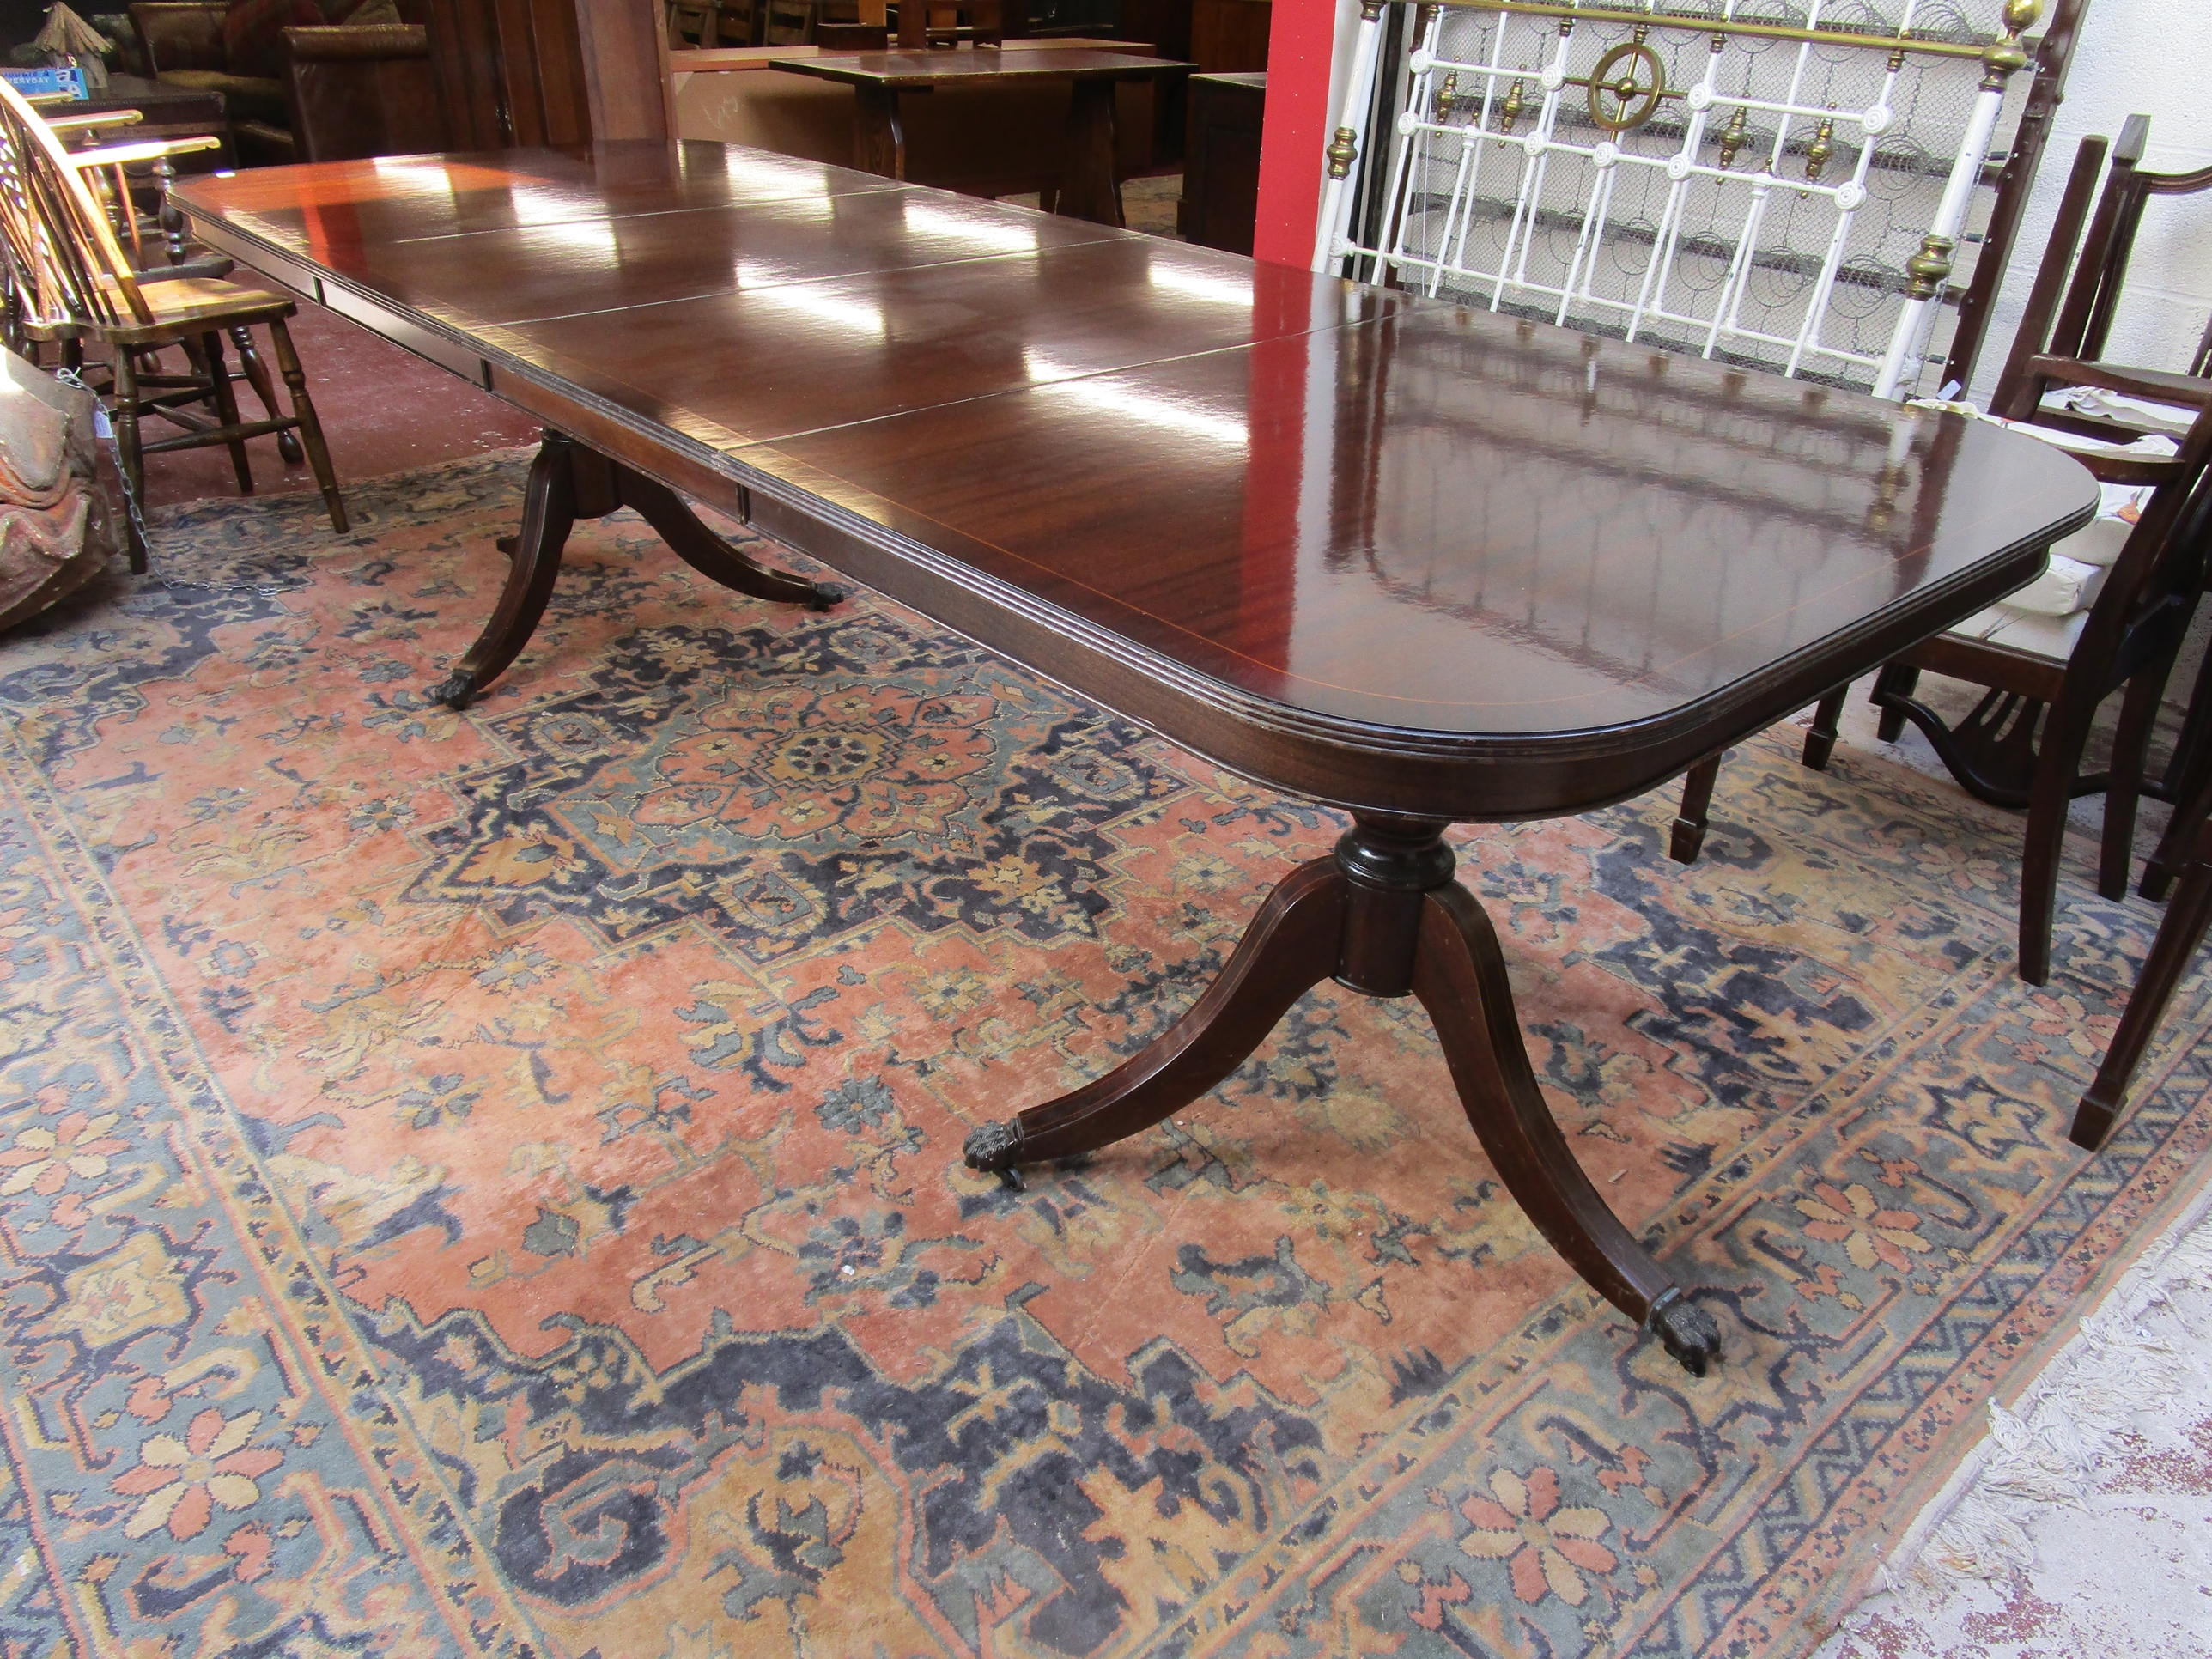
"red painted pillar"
1252,0,1340,270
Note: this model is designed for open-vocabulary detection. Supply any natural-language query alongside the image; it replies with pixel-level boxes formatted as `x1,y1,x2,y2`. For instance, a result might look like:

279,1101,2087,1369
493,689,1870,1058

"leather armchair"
129,1,296,161
282,23,447,161
128,1,228,73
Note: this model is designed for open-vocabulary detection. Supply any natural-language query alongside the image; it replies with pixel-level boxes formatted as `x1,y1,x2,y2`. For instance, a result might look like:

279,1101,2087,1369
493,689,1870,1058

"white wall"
1966,0,2212,400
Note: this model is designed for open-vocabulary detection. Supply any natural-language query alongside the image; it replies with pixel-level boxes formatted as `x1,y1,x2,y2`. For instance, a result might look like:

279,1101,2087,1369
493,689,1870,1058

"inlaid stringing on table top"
174,142,2097,1373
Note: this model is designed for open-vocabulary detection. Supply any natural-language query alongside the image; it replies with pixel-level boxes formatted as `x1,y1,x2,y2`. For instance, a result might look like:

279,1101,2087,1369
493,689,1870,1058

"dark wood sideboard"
1176,69,1261,253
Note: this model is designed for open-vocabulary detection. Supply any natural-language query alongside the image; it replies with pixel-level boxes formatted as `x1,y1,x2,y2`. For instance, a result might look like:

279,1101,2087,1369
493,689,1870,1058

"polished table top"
174,143,2095,820
769,47,1192,87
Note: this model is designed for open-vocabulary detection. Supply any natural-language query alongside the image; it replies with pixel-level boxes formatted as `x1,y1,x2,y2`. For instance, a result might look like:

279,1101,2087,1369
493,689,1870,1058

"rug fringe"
1858,1178,2212,1613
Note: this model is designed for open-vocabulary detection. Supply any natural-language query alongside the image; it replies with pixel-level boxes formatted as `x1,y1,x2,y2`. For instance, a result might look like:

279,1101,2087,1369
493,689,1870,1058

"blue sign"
1,65,91,100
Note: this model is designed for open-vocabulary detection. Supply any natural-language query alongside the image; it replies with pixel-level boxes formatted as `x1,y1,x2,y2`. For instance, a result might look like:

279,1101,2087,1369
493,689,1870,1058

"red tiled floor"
136,292,544,514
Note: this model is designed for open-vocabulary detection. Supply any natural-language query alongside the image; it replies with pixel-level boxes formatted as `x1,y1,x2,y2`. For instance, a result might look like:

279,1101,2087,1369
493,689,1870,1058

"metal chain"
53,362,290,599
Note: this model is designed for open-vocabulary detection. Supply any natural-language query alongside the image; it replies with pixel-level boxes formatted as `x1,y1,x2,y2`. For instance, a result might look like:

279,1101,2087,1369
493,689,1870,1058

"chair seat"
84,275,297,343
2041,384,2203,440
1945,602,2089,664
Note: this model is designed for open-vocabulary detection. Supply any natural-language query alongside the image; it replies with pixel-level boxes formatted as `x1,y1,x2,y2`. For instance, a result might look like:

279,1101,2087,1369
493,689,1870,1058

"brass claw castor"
1647,1289,1723,1376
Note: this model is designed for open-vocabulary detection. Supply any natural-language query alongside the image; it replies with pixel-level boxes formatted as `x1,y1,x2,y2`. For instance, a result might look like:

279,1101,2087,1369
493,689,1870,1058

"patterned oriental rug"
0,452,2206,1659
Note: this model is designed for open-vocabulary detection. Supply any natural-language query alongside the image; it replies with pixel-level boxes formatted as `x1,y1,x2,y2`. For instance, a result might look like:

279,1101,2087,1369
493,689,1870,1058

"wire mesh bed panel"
1318,0,2053,398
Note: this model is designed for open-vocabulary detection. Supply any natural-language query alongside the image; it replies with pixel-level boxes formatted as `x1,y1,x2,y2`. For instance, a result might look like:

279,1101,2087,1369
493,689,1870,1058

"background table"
49,72,231,167
769,49,1190,223
173,143,2094,1372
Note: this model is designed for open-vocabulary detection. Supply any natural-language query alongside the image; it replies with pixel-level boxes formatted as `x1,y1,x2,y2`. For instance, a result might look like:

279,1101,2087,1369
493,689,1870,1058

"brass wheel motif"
1586,40,1665,132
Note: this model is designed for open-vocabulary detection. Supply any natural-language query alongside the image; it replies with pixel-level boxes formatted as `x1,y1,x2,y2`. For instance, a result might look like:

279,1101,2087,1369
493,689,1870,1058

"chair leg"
199,331,254,496
1802,685,1849,770
2099,667,2169,901
266,319,348,534
2142,658,2212,900
112,350,148,574
2019,698,2100,986
2071,813,2212,1152
1872,663,1917,743
228,324,301,465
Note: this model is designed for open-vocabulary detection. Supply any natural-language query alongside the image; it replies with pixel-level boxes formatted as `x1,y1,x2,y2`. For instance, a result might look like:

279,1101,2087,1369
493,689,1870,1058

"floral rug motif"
0,452,2205,1659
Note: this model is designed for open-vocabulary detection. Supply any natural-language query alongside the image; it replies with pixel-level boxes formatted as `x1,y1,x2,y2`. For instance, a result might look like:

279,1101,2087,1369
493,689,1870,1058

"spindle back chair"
0,77,345,566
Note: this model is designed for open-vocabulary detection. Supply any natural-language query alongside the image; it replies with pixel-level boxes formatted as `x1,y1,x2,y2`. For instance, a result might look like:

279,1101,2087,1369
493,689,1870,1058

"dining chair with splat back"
1668,128,2212,990
2069,647,2212,1153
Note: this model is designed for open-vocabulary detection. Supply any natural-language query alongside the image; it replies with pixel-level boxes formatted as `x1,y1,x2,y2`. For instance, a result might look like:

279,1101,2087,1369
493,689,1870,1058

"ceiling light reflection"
507,185,592,223
901,200,1039,258
767,194,835,223
1146,262,1253,308
367,155,458,206
744,283,888,338
533,217,621,259
1023,351,1247,448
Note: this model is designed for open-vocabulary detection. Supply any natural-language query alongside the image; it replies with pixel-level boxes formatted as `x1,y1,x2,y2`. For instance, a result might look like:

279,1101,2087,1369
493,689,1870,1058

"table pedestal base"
963,813,1724,1375
429,431,845,709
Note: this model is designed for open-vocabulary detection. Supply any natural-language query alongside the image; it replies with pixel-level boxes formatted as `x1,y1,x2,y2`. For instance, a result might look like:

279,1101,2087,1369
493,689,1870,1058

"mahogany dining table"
172,142,2097,1375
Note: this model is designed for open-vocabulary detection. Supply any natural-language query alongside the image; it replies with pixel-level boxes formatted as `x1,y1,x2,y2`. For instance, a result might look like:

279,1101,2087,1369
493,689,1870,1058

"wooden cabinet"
1117,0,1262,165
1177,70,1261,253
1189,0,1267,72
419,0,668,147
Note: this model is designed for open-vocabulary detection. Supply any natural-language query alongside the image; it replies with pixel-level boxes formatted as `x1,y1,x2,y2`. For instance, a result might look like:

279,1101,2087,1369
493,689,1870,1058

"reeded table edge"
178,185,2094,823
769,52,1197,87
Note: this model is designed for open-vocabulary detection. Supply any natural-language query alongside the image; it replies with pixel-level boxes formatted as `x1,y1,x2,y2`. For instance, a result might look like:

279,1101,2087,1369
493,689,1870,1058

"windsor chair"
10,100,305,471
0,78,345,568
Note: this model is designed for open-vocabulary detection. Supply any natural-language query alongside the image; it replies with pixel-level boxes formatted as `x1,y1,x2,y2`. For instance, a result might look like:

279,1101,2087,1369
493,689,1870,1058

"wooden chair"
1994,114,2212,441
1875,124,2212,985
1673,129,2212,989
817,21,889,48
2069,742,2212,1152
891,0,1003,48
0,78,345,568
3,102,302,471
1989,118,2212,914
763,0,816,45
1867,399,2212,988
665,1,721,47
714,0,763,46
